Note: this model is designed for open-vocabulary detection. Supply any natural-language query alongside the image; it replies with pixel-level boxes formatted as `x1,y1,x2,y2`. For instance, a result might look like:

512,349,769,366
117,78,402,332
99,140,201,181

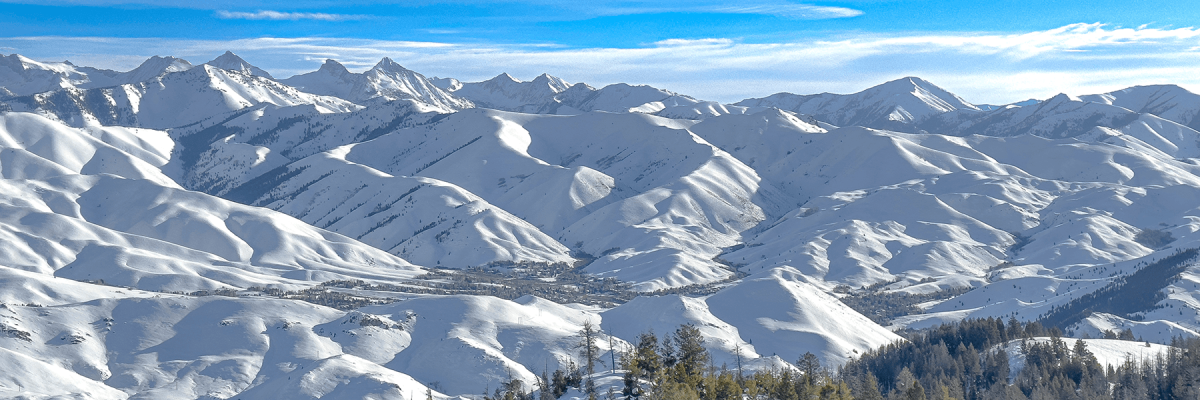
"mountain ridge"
4,53,1200,399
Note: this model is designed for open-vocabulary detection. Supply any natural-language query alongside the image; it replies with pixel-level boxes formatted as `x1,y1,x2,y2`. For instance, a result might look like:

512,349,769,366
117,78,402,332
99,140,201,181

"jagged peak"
372,57,411,73
873,76,944,93
531,73,570,91
1045,92,1083,105
866,76,978,110
204,51,273,79
130,55,193,74
430,76,462,91
318,59,351,76
487,72,520,84
0,54,62,71
0,54,29,70
2,53,36,64
566,82,596,91
208,51,245,65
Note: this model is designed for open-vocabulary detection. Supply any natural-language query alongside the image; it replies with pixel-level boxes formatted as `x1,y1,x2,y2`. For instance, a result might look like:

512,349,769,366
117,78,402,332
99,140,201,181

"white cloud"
702,3,863,19
587,1,863,19
5,24,1200,104
214,10,367,21
652,38,735,47
6,0,862,20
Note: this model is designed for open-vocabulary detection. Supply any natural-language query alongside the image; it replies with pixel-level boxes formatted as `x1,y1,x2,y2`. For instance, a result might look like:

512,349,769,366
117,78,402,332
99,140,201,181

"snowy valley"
3,51,1200,399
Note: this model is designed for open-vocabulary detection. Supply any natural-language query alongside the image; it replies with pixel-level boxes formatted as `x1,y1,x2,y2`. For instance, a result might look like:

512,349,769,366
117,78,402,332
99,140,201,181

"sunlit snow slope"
4,53,1200,399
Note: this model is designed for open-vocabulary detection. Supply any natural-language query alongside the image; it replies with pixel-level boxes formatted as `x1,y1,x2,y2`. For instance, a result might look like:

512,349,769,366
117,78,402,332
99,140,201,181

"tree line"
486,318,1200,400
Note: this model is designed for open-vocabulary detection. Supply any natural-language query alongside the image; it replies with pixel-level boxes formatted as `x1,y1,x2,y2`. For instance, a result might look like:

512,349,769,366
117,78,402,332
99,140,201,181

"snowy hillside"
0,53,193,99
1002,337,1174,374
1080,85,1200,130
1,64,359,129
0,112,422,291
735,77,979,130
450,73,571,113
281,58,472,111
8,54,1200,399
333,109,794,289
205,51,274,79
440,72,707,117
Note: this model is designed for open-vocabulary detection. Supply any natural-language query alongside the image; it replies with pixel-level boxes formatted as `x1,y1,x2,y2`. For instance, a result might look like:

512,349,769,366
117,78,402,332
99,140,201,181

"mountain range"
3,51,1200,399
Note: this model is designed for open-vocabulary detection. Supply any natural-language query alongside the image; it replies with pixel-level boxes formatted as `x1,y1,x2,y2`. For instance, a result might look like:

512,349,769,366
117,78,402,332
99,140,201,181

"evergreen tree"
578,321,601,377
578,321,602,397
854,372,884,400
539,370,553,400
797,352,821,386
903,379,926,400
672,324,709,391
712,371,740,400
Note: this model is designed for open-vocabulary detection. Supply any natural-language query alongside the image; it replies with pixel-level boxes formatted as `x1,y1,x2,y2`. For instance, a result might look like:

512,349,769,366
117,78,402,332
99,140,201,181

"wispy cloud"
693,3,863,19
5,24,1200,104
0,0,860,20
215,10,367,21
584,1,862,19
653,38,734,47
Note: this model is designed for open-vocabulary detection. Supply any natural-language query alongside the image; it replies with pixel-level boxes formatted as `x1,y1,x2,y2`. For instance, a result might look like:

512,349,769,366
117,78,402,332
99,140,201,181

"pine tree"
540,369,553,400
854,372,883,400
578,321,601,377
797,352,821,386
713,371,739,400
672,324,709,391
623,331,663,399
578,321,602,397
903,379,926,400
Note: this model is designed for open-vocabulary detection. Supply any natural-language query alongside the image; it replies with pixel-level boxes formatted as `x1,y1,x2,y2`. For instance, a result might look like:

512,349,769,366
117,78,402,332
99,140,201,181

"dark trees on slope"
493,319,1200,400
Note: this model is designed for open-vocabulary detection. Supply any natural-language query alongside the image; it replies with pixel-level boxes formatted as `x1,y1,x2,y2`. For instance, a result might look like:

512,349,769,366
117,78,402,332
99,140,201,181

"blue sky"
3,1,1200,103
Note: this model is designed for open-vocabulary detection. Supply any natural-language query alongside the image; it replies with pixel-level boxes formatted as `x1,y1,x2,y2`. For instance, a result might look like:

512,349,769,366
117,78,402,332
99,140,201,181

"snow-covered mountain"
1080,84,1200,130
439,72,710,117
204,50,273,79
281,58,472,111
0,63,359,128
735,76,979,130
0,54,97,98
170,101,795,289
0,112,422,291
0,53,193,99
449,72,571,113
7,55,1200,399
0,109,890,399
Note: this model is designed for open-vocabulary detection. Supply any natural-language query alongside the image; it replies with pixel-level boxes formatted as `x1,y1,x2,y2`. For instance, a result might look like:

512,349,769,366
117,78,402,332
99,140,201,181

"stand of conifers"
485,318,1200,400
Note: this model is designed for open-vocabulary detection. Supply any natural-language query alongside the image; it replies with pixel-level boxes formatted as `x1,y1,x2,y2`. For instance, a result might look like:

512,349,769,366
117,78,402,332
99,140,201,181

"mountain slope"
1,64,359,129
174,101,795,289
450,72,571,113
204,51,273,79
735,77,979,131
338,109,794,289
0,111,422,291
1080,84,1200,130
230,148,575,268
282,58,471,110
166,100,575,268
444,73,707,117
9,62,1200,399
0,54,195,99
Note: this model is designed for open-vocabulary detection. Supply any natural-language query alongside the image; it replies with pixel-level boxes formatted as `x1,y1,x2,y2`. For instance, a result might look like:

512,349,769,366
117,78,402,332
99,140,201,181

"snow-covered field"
4,52,1200,398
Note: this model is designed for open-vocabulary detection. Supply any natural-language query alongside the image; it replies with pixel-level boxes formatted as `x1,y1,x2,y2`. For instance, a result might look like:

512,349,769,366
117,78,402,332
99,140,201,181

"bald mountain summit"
3,52,1200,399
